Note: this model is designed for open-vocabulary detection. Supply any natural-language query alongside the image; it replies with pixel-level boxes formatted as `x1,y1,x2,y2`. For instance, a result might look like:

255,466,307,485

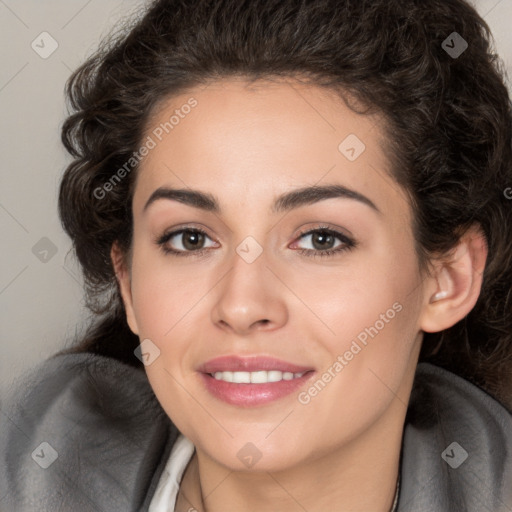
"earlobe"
110,242,139,335
420,225,488,333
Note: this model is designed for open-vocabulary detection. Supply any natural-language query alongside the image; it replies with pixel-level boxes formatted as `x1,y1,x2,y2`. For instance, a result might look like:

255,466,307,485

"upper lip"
197,356,315,374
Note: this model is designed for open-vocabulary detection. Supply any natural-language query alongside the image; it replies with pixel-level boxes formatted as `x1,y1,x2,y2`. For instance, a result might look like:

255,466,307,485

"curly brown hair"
56,0,512,410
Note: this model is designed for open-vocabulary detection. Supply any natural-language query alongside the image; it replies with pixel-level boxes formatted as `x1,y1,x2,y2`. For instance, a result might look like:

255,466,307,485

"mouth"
208,369,310,383
197,355,316,407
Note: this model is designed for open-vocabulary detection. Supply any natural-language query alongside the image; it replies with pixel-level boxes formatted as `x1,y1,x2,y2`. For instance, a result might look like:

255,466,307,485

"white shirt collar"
149,433,196,512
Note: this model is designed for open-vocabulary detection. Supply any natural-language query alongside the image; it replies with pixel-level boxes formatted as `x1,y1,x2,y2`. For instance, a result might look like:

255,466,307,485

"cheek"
129,248,205,339
297,252,423,423
127,250,205,430
299,247,420,350
291,262,422,449
321,252,422,390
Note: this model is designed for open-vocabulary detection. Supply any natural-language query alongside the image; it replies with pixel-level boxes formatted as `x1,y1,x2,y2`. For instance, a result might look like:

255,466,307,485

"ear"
419,224,488,333
111,242,139,335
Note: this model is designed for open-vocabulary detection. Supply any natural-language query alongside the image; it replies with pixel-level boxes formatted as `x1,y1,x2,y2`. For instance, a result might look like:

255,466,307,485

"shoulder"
398,362,512,512
0,352,179,512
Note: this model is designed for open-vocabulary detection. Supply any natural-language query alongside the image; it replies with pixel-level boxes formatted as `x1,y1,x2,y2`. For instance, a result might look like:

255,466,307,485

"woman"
1,0,511,510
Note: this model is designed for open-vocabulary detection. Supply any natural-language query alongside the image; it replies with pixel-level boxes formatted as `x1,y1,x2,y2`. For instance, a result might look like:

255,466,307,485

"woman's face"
117,78,430,471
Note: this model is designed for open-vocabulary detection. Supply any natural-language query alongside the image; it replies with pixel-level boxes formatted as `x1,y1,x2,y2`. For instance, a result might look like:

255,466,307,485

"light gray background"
1,0,511,398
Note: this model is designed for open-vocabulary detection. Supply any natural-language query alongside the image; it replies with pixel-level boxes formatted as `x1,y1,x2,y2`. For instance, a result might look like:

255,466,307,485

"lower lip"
199,371,316,407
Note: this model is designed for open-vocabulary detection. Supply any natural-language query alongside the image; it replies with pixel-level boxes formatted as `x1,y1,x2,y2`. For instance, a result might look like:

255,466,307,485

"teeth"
212,370,306,383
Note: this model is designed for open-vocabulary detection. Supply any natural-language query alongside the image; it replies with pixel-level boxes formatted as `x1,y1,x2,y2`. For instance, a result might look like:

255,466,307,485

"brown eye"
293,226,356,259
305,230,337,251
156,228,217,256
180,230,206,250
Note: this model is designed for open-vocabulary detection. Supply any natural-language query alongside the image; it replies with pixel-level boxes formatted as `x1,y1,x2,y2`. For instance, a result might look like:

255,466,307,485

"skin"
111,78,487,512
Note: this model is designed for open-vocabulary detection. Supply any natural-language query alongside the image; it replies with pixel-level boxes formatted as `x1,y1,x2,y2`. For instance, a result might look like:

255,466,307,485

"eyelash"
155,225,356,259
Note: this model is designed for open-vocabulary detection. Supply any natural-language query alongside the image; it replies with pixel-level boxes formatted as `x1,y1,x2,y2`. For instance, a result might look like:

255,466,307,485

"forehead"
145,78,378,155
132,78,409,223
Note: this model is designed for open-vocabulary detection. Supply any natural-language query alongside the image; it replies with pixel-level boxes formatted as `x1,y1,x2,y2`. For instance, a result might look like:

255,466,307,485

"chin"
197,435,308,473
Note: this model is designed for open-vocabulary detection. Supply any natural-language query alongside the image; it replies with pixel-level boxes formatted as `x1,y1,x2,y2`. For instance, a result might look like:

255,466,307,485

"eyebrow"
143,183,381,215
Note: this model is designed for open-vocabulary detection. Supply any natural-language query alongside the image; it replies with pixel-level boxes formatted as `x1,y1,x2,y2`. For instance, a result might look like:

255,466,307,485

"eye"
156,227,217,257
291,225,356,258
155,224,356,259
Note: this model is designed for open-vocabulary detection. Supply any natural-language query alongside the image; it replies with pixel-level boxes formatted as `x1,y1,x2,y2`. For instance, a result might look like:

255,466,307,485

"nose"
210,247,288,336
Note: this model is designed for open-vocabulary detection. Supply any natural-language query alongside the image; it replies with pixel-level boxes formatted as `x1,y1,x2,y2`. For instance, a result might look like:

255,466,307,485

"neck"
177,395,407,512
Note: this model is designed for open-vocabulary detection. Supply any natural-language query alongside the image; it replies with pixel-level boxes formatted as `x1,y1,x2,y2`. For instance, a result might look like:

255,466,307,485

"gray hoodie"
0,352,511,511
